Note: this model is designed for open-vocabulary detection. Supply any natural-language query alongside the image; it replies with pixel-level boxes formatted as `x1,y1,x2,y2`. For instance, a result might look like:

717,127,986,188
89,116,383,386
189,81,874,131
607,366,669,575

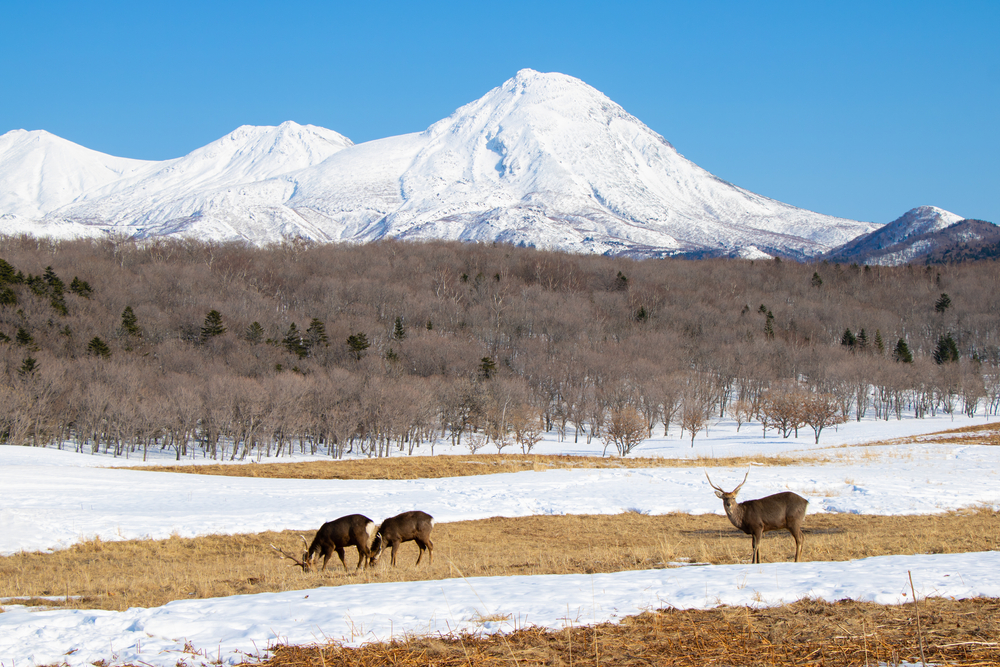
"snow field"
1,411,998,666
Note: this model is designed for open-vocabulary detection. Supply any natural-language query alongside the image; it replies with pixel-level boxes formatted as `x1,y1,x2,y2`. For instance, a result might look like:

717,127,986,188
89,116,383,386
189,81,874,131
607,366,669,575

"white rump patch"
366,521,377,537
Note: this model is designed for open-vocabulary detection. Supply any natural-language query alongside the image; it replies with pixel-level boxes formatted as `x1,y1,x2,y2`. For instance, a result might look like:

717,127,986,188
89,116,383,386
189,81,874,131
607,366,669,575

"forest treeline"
0,234,998,459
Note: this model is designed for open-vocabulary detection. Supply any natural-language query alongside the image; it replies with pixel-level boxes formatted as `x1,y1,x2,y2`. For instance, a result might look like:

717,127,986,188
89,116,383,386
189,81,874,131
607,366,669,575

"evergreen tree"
856,328,869,352
840,328,857,350
934,293,951,314
634,305,649,322
69,277,93,298
0,332,9,343
18,356,38,377
385,347,399,362
0,286,16,307
479,356,497,380
346,332,370,360
614,271,629,291
200,310,226,341
811,272,823,287
426,320,433,330
0,258,16,284
305,318,329,348
42,267,64,296
874,329,885,355
15,327,33,347
120,306,141,337
87,336,112,358
764,310,775,339
244,321,264,344
933,333,960,364
893,338,913,363
393,316,406,341
283,323,308,358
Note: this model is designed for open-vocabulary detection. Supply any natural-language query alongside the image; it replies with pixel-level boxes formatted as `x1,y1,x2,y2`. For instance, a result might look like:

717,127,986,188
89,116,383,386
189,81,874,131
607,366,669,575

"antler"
705,469,750,494
705,471,724,492
270,542,311,571
732,469,750,494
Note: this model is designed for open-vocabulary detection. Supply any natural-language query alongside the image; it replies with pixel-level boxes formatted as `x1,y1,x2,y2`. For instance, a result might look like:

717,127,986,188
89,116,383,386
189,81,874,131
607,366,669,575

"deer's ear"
714,490,724,499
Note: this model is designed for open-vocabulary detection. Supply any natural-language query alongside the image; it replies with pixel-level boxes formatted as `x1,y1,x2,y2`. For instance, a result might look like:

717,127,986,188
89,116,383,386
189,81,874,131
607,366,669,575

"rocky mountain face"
3,70,984,262
822,206,997,265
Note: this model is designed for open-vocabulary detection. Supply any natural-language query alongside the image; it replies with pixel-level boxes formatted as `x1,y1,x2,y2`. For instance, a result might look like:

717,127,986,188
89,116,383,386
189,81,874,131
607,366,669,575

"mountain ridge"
0,70,968,261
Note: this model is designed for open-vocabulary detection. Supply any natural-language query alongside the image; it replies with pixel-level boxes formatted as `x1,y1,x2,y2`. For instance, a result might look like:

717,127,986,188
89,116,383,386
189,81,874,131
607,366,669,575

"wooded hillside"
1,234,998,458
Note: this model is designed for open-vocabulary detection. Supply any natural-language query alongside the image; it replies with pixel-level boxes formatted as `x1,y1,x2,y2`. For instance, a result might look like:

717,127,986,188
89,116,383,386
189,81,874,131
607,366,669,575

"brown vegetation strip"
128,453,817,480
251,597,1000,667
3,509,997,613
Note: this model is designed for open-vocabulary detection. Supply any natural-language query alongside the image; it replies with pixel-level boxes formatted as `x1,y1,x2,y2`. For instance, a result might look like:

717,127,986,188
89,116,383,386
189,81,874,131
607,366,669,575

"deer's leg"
390,541,399,566
335,546,348,571
320,549,333,572
751,531,763,564
414,539,427,565
791,527,804,562
356,545,369,570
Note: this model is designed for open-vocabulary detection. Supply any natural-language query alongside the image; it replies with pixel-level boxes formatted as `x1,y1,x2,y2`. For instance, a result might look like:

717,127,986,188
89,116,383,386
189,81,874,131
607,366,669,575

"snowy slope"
824,205,966,264
285,70,879,258
0,130,152,219
3,71,881,255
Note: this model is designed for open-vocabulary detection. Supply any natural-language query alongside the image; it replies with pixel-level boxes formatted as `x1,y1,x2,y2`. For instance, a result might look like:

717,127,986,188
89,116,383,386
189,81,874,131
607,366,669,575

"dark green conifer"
933,334,959,364
15,327,33,347
69,277,93,298
305,318,329,348
87,336,112,358
934,293,951,314
120,306,141,337
283,323,308,358
244,321,264,345
200,310,226,341
893,338,913,363
346,332,370,360
393,316,406,341
811,272,823,287
841,328,857,350
18,356,38,377
479,356,497,380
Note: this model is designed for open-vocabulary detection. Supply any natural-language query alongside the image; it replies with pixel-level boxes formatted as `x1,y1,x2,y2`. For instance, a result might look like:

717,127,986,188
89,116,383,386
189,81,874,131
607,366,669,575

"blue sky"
3,1,998,224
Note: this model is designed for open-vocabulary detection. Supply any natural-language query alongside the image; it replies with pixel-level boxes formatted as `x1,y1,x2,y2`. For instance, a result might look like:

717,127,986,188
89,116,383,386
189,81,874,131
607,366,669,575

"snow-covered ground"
1,412,998,667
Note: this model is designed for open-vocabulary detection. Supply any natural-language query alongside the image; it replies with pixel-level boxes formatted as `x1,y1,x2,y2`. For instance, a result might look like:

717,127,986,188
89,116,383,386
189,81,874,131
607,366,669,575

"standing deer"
271,514,377,572
369,510,434,567
706,470,808,564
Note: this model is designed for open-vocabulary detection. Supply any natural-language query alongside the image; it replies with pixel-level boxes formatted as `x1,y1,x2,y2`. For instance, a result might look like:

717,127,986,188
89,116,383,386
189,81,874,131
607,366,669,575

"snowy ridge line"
1,551,998,667
1,70,884,257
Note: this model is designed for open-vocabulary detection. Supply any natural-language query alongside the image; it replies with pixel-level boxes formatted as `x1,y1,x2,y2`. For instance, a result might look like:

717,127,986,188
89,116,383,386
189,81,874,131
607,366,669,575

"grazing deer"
706,470,808,564
271,514,377,572
369,510,434,567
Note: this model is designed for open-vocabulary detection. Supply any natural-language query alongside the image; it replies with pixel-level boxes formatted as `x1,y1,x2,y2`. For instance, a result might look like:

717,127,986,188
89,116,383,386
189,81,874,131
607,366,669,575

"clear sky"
3,0,997,225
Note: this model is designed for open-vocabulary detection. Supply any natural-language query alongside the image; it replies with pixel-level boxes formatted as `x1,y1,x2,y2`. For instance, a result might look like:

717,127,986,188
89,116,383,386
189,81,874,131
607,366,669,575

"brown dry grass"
3,508,997,613
128,452,817,480
252,597,1000,667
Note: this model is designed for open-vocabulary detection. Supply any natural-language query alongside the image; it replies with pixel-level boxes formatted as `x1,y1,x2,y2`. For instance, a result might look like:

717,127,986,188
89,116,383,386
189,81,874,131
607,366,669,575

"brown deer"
369,510,434,567
706,470,807,564
271,514,377,572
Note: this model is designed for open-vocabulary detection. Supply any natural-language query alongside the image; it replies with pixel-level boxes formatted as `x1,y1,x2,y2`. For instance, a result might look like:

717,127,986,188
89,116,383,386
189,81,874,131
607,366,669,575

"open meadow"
1,413,999,666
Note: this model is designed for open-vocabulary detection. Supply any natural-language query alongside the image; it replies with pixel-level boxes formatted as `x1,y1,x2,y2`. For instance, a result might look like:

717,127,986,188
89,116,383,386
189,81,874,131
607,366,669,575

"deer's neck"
725,501,746,528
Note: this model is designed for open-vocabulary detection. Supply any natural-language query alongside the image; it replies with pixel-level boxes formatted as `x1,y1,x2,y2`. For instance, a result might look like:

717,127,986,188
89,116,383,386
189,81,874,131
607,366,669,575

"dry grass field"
260,597,1000,667
2,509,997,613
130,452,817,480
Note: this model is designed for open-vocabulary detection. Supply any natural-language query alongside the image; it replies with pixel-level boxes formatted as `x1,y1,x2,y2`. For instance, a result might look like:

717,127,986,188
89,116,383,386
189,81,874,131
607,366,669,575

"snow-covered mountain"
822,206,988,265
1,70,883,257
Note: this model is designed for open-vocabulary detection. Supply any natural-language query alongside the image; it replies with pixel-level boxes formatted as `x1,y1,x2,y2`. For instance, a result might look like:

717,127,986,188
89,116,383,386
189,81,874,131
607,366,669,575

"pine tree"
479,356,497,380
0,258,16,284
764,310,775,339
42,267,64,296
305,318,329,348
393,316,406,341
283,323,308,358
200,310,226,341
811,272,823,287
69,277,93,298
18,356,38,377
87,336,112,358
0,286,16,307
15,327,33,347
893,338,913,363
614,271,629,291
874,329,885,355
856,328,869,352
634,305,649,322
841,328,857,350
244,321,264,345
933,333,960,364
934,293,951,314
346,332,370,360
120,306,141,337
